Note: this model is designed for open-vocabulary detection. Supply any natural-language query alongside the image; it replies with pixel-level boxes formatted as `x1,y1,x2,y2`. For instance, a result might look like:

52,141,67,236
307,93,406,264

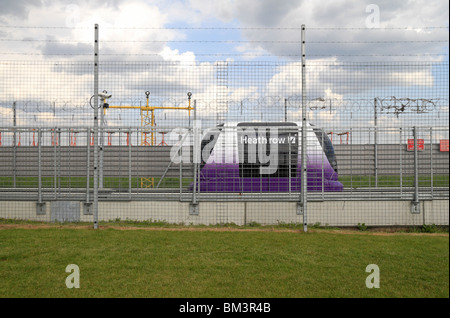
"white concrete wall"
0,201,51,222
0,199,448,226
308,201,422,227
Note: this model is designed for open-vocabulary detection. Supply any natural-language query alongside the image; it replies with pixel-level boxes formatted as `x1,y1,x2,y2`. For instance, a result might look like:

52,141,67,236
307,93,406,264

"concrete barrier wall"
1,199,448,227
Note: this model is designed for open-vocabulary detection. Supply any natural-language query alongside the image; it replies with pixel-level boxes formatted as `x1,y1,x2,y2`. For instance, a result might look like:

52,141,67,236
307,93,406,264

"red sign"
440,139,449,152
407,139,424,151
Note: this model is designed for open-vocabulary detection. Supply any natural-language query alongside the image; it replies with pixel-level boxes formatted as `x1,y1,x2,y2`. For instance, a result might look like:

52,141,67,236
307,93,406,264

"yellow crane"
103,91,194,188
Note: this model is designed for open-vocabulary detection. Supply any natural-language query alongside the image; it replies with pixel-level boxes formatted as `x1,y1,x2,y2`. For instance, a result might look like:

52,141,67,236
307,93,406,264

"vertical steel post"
399,128,403,197
38,128,42,204
414,127,419,199
68,129,72,190
374,98,378,187
195,101,201,194
285,98,287,122
99,93,105,188
93,24,99,229
35,128,46,215
99,107,104,189
13,102,16,188
321,131,324,199
412,126,420,213
136,127,140,193
350,127,353,191
430,127,433,198
289,131,292,194
57,129,61,194
179,133,183,200
192,101,198,203
86,128,90,203
54,128,57,199
190,100,199,215
300,24,308,232
128,128,132,200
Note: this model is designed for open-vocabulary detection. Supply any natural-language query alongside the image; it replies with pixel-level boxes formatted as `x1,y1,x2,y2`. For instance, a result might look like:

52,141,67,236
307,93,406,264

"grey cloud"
0,0,42,18
40,41,92,57
0,0,125,19
231,0,448,61
234,0,301,27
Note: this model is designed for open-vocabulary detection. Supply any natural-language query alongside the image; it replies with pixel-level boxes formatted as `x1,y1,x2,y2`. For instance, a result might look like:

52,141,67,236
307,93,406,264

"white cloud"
159,47,196,64
229,86,259,101
390,71,434,87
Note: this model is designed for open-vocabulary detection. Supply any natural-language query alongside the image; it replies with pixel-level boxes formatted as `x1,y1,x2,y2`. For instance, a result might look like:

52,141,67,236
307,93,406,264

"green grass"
1,175,448,189
0,176,193,189
339,174,449,188
0,224,448,298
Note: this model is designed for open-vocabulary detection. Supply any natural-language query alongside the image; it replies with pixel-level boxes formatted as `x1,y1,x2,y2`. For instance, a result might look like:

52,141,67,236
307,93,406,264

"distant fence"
1,129,448,183
0,125,448,227
3,144,448,178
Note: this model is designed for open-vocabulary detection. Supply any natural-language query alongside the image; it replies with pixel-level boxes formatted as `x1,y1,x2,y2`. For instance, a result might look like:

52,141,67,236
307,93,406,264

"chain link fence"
0,25,448,228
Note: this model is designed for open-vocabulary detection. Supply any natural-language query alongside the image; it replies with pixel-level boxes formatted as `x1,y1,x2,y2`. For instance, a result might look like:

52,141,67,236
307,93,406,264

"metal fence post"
300,24,308,232
289,130,292,195
13,102,17,188
128,128,132,200
179,133,183,201
93,24,100,229
57,128,61,195
374,98,378,187
399,127,403,197
38,128,42,201
53,128,57,199
36,128,45,214
321,130,324,198
411,126,420,213
190,101,199,215
430,127,433,198
136,127,140,193
83,127,93,215
350,127,353,190
86,128,90,202
99,107,104,189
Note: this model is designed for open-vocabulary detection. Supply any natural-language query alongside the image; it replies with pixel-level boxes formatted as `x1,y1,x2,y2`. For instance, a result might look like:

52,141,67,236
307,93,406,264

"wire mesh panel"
0,25,448,227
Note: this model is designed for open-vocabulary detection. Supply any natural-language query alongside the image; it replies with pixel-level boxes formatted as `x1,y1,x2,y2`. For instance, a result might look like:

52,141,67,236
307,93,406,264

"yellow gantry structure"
104,91,194,188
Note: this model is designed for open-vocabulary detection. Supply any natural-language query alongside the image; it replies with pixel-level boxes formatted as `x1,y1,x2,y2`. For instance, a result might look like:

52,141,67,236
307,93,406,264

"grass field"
0,175,448,189
0,222,448,298
339,175,449,188
0,176,192,189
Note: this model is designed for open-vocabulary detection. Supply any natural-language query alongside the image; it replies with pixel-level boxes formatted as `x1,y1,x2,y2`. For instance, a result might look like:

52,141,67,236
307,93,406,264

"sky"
0,0,448,144
0,0,448,60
